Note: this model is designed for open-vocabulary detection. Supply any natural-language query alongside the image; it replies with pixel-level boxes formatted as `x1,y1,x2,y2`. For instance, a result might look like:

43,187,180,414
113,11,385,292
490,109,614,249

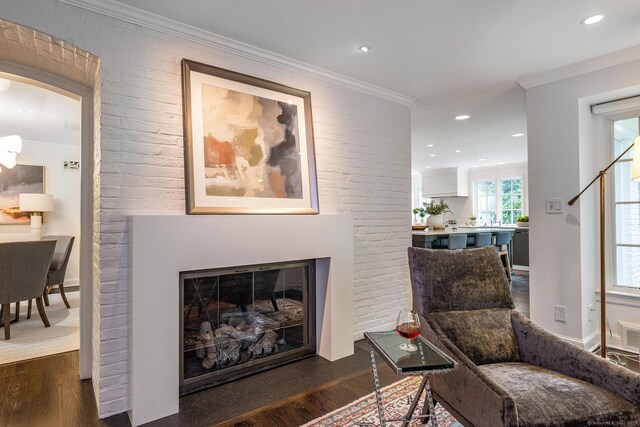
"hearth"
180,260,316,395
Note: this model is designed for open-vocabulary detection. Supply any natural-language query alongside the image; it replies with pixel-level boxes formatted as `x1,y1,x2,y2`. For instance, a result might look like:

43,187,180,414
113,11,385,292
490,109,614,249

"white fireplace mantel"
128,214,354,426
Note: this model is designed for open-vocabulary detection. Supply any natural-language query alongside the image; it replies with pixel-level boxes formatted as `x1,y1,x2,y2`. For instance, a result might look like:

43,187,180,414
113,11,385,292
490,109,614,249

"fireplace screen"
180,260,316,394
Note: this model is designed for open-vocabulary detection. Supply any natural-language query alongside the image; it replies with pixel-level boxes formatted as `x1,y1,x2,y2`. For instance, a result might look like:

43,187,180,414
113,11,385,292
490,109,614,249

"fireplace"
180,260,316,394
130,215,352,425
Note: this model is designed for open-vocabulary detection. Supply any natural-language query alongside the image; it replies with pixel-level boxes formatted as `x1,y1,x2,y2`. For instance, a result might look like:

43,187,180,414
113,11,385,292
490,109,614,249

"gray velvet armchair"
408,246,640,426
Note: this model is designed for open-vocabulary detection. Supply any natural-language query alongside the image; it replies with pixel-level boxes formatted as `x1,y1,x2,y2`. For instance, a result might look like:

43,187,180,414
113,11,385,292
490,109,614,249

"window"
501,178,523,224
612,116,640,289
473,177,523,225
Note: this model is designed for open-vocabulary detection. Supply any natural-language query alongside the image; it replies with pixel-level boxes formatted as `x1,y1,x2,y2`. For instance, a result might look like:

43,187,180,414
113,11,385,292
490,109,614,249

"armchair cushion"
480,362,640,425
409,247,514,314
430,308,520,365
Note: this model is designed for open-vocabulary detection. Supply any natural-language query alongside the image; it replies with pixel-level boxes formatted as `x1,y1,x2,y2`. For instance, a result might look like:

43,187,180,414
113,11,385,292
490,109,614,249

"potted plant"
412,206,428,230
469,215,477,226
516,215,529,227
424,198,449,229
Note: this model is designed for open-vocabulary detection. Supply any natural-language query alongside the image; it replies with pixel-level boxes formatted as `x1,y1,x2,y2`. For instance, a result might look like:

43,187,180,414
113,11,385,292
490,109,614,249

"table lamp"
19,193,53,240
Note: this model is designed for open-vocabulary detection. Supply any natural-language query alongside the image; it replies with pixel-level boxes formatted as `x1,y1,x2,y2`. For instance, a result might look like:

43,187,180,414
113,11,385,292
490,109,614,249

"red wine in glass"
396,309,420,351
396,323,421,339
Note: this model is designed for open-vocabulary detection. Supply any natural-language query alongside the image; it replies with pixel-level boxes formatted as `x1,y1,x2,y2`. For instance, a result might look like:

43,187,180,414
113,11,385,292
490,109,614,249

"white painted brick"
6,0,411,419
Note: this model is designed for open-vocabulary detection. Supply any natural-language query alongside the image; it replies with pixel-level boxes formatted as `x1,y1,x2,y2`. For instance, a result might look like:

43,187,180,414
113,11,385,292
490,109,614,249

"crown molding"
518,45,640,90
57,0,415,106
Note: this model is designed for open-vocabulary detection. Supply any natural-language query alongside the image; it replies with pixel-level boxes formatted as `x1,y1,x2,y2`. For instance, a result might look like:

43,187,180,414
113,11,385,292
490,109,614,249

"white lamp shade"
633,136,640,182
0,150,16,169
0,135,22,154
19,193,53,212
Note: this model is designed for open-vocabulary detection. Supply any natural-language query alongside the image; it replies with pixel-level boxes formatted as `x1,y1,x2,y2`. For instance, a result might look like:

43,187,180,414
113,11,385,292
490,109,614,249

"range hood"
422,167,469,197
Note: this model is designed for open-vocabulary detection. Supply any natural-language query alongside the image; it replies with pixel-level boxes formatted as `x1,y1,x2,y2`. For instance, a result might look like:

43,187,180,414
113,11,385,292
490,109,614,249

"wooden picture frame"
181,59,319,214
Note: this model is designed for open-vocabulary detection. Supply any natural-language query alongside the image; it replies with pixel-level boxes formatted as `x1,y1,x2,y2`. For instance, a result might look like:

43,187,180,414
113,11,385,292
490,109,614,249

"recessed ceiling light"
425,166,432,169
581,14,604,25
429,154,436,157
511,133,525,137
359,45,371,53
18,109,26,113
454,149,462,153
472,165,478,168
499,162,504,165
455,115,470,120
478,158,486,161
426,144,434,147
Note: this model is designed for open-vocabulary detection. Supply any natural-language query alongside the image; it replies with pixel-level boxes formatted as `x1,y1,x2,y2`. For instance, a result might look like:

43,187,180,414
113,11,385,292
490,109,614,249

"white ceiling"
108,0,640,172
0,75,81,146
65,1,640,169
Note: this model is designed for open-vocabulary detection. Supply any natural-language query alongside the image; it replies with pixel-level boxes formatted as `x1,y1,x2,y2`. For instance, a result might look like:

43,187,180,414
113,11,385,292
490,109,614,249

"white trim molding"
518,45,640,89
596,290,640,308
58,0,415,106
555,330,600,352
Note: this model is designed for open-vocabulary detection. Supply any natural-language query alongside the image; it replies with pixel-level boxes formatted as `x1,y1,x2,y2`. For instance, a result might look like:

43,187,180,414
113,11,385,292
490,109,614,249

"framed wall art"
0,164,44,224
181,59,319,214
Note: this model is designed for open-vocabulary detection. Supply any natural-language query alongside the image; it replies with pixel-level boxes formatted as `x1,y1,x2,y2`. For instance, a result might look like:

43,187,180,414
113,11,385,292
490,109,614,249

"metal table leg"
400,375,428,427
425,376,439,427
369,344,387,426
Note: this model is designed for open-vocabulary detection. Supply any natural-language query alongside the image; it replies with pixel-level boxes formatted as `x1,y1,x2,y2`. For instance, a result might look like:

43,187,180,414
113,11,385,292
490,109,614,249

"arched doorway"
0,18,98,379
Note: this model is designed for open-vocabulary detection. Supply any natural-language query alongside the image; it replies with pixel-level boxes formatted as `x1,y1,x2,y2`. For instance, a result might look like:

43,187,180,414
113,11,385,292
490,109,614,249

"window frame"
472,175,525,225
610,114,640,291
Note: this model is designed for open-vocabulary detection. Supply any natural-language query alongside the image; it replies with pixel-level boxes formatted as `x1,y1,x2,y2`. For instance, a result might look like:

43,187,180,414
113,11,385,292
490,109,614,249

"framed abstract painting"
0,164,44,224
181,59,319,214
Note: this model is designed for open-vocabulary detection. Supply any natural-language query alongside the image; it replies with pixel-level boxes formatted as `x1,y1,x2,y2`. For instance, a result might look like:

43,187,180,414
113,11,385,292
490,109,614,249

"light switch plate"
546,198,564,214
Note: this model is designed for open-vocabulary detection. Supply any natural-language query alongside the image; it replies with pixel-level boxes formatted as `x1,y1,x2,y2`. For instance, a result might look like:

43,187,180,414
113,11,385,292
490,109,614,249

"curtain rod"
591,94,640,114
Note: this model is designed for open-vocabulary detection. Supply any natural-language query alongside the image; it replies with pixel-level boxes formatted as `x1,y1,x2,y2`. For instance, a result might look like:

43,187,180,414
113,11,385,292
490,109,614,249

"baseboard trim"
555,330,599,351
65,278,79,287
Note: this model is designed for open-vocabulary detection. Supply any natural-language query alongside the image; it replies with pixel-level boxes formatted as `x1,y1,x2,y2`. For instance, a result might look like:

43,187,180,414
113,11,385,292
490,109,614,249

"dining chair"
40,235,75,310
474,232,492,247
494,231,512,280
448,234,468,250
0,241,55,340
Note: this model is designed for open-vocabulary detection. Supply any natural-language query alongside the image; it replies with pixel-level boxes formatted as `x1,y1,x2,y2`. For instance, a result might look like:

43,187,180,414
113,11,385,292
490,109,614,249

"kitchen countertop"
458,225,527,230
412,227,515,236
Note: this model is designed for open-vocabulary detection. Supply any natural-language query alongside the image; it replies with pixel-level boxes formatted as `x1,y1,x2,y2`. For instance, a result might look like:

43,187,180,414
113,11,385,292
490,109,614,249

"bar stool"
494,231,512,280
448,234,468,250
474,232,492,247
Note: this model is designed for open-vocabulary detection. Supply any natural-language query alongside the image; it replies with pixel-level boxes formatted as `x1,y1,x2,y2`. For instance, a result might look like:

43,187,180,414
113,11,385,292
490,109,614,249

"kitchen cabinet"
513,228,529,267
423,167,469,197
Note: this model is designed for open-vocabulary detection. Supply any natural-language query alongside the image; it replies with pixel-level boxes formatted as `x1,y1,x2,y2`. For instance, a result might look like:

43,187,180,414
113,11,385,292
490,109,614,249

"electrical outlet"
588,304,594,321
555,305,567,322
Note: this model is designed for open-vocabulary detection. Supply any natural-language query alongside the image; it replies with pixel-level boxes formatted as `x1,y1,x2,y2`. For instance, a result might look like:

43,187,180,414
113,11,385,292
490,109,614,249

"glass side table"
364,331,456,427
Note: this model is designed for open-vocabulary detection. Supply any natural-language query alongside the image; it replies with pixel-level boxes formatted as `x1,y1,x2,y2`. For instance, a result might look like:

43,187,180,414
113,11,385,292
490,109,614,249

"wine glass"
396,309,420,352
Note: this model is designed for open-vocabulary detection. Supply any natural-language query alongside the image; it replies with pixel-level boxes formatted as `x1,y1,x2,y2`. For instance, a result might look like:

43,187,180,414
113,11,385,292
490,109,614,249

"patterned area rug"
0,292,79,365
301,376,462,426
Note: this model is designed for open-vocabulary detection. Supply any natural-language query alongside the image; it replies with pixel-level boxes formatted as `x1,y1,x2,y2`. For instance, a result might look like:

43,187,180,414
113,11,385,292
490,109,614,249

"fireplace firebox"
180,260,316,395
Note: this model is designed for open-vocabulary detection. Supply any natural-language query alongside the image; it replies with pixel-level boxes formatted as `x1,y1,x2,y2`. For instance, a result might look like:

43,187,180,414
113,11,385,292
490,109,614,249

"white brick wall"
0,0,412,418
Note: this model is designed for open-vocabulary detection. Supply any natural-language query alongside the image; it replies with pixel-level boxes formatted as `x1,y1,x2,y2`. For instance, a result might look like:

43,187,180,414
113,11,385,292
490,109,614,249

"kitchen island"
412,227,514,266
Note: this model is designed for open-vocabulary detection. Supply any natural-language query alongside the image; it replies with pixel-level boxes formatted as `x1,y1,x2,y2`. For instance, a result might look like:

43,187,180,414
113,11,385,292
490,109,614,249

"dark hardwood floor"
1,270,637,427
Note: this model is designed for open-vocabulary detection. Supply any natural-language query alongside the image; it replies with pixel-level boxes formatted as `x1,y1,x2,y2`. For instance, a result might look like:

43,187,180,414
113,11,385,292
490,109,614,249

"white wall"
0,139,81,285
526,57,640,346
0,0,412,418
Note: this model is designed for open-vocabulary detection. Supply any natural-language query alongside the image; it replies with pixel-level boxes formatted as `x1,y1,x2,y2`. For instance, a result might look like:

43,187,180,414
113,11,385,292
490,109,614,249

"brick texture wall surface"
0,0,411,418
